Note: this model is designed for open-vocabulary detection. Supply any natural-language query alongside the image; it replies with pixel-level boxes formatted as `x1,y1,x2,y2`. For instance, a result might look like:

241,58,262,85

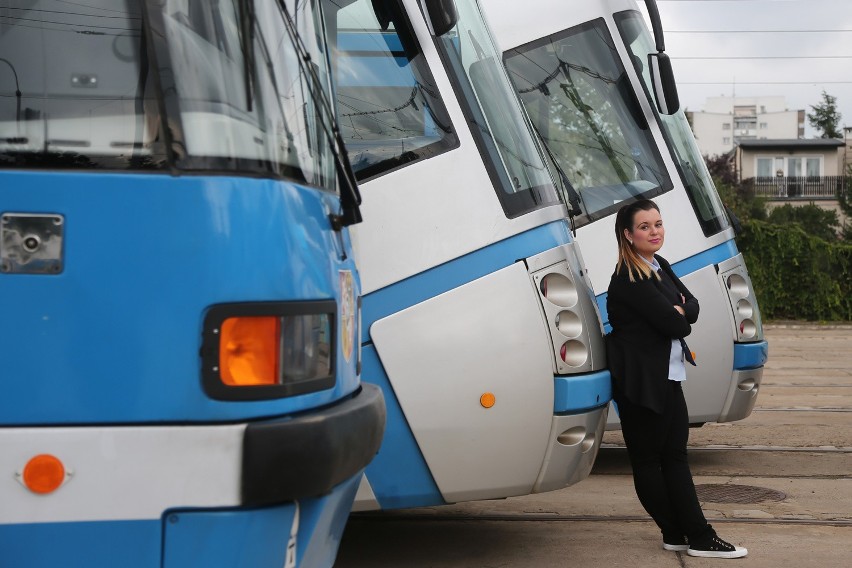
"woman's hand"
674,305,686,316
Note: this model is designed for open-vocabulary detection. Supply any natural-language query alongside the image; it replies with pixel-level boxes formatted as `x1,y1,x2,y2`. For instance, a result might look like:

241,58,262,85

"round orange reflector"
23,454,65,494
480,392,496,408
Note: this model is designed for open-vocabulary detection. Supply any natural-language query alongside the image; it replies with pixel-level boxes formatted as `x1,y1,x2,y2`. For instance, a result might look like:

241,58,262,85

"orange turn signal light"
22,454,66,494
480,392,496,408
220,316,281,386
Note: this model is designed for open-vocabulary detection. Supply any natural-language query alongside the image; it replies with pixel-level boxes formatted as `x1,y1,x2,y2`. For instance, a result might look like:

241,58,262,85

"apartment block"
686,96,804,158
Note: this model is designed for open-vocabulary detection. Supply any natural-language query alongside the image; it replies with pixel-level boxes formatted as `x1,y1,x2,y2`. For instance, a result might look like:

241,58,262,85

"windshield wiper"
276,0,362,229
529,120,583,232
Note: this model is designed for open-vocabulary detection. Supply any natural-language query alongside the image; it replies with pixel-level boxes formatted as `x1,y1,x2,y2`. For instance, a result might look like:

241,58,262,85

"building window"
758,156,822,178
723,137,731,145
756,157,773,178
759,122,768,129
722,123,731,130
806,157,821,177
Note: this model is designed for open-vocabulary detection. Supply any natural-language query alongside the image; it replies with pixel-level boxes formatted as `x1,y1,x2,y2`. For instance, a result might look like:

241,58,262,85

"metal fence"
744,176,847,200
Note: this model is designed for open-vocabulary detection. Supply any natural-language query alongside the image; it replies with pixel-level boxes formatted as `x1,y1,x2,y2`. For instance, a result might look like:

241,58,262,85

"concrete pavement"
335,325,852,567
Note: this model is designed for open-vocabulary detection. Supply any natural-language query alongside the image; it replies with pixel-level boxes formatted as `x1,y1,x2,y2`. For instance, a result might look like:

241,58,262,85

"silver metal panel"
350,148,569,293
0,425,244,524
1,213,64,274
532,405,608,494
718,368,763,423
352,475,380,512
679,264,738,424
370,263,555,503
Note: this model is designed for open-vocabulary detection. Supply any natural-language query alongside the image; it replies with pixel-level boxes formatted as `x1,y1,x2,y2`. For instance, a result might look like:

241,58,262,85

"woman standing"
606,199,747,559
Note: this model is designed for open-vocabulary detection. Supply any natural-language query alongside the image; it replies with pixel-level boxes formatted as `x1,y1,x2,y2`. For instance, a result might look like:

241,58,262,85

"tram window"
321,0,458,182
434,0,559,218
504,18,673,226
157,0,337,190
0,1,166,170
615,11,730,237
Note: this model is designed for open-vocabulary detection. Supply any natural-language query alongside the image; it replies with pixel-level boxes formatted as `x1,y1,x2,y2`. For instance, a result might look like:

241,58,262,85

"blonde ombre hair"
614,199,662,283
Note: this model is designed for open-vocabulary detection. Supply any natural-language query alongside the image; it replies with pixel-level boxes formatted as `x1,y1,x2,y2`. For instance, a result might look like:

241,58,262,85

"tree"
807,91,843,139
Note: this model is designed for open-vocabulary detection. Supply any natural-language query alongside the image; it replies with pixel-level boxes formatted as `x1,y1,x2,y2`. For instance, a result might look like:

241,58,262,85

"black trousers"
614,380,715,543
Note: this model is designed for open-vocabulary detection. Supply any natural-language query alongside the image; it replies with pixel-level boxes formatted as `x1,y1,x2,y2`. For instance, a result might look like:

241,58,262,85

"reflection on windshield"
0,1,163,169
504,18,672,226
158,0,337,189
1,0,340,189
322,0,457,181
615,11,729,236
436,0,559,217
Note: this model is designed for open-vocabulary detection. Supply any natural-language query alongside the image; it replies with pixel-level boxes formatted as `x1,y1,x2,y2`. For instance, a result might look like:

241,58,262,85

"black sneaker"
662,534,688,552
687,535,748,558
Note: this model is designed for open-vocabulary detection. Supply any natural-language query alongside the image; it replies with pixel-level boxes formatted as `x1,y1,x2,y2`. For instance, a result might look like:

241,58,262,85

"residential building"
687,96,804,158
734,138,847,227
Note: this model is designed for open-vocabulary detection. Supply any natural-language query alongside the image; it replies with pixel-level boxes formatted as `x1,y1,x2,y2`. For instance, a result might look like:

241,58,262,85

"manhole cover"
695,484,786,504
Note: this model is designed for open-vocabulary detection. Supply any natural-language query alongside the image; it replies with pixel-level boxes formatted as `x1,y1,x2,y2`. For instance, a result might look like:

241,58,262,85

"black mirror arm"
643,0,666,52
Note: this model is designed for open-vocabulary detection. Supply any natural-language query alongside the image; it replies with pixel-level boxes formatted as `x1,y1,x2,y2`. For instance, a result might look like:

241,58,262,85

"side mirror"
423,0,458,37
648,52,680,115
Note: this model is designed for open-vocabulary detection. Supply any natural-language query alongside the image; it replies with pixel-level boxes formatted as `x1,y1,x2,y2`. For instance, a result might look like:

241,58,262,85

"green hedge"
737,220,852,321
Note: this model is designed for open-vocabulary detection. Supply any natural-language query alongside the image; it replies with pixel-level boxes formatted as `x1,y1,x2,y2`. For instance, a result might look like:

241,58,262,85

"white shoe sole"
663,543,689,552
687,546,748,559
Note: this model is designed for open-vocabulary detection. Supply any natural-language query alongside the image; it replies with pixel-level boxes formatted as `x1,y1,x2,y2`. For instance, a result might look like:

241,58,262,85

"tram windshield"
321,0,458,181
615,11,730,236
435,0,559,217
503,18,673,227
0,0,340,192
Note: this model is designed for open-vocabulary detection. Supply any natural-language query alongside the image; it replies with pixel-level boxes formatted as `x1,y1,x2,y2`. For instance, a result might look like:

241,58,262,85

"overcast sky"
640,0,852,139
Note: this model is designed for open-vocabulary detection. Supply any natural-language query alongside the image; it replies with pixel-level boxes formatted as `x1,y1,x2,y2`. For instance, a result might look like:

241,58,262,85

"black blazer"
606,254,699,413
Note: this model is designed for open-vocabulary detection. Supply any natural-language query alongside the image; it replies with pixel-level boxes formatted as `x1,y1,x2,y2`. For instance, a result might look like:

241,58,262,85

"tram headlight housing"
533,262,593,374
202,301,335,400
719,257,764,342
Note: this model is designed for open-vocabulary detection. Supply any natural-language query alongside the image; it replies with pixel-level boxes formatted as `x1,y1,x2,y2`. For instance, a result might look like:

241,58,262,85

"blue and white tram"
321,0,610,511
480,0,768,428
0,1,384,566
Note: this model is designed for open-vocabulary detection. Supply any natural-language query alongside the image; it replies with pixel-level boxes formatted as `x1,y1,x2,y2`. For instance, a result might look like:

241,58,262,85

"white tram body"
323,0,611,510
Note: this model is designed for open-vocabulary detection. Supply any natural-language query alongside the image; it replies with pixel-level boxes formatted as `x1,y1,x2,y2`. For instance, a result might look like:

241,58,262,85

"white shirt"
641,256,687,382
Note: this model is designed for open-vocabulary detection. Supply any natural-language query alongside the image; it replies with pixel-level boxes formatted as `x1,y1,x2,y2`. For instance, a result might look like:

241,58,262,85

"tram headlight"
539,273,578,308
739,319,757,339
533,261,592,373
719,256,764,342
560,339,588,367
202,301,336,400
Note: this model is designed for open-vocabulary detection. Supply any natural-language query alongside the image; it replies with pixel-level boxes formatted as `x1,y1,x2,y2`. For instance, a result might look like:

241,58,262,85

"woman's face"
625,208,664,261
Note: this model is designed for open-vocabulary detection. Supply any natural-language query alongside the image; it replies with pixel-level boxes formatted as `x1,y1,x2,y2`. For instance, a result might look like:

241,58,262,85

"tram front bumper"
718,367,763,423
242,384,386,506
532,404,609,494
718,340,768,423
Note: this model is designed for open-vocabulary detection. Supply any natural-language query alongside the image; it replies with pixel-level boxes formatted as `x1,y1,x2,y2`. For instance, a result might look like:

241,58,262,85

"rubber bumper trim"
241,384,386,506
